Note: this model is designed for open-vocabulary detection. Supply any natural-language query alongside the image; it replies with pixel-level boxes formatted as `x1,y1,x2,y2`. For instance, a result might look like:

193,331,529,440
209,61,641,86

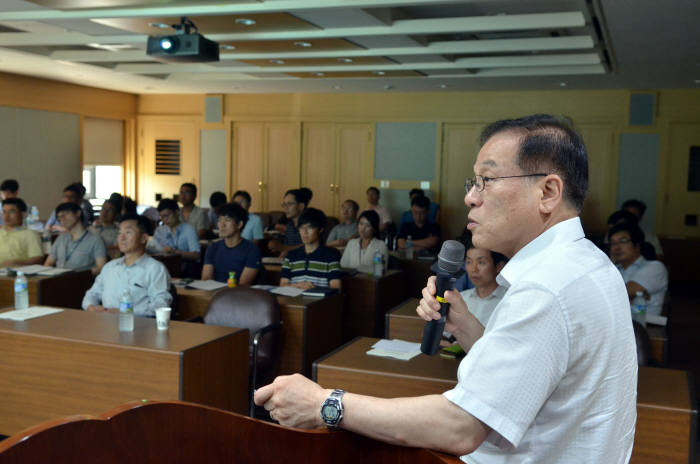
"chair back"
266,210,285,228
323,216,340,243
204,287,280,383
632,320,652,366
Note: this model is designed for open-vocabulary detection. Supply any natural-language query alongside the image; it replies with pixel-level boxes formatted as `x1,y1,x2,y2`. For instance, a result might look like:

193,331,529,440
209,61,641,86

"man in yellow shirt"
0,198,43,268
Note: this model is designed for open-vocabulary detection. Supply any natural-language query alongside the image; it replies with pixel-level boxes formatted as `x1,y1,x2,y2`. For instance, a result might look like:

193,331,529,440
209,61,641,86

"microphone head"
437,240,465,274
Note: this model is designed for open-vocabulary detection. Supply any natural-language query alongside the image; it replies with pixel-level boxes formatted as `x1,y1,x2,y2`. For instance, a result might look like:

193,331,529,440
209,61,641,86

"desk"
0,308,249,436
646,325,667,366
262,262,282,285
390,252,434,298
315,338,696,464
175,287,342,377
386,297,422,341
0,270,93,309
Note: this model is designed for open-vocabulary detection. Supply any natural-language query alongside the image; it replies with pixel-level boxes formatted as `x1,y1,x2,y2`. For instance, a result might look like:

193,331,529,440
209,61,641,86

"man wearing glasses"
255,114,637,463
268,189,306,257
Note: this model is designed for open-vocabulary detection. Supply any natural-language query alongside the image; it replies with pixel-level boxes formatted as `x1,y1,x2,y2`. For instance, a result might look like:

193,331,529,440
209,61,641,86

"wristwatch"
320,389,346,428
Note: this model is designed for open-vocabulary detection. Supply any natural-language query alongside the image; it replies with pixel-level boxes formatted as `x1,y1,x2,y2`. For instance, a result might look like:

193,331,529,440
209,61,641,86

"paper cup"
155,307,171,330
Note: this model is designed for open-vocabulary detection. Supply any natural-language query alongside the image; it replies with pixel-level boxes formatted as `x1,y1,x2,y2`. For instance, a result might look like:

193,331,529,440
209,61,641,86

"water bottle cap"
16,271,24,277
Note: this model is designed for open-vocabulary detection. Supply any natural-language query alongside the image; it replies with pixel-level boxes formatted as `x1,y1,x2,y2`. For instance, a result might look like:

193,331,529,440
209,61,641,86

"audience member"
0,198,43,267
202,202,262,285
46,183,92,229
280,207,341,290
459,242,507,327
397,195,441,252
44,202,106,275
622,199,664,260
179,182,209,239
82,213,172,317
232,190,264,242
326,199,359,247
208,191,228,227
0,178,19,226
609,222,668,315
398,189,439,233
340,210,388,271
75,183,95,224
121,196,137,216
605,209,657,260
149,199,201,277
299,187,313,206
364,187,392,232
268,189,307,257
90,198,120,258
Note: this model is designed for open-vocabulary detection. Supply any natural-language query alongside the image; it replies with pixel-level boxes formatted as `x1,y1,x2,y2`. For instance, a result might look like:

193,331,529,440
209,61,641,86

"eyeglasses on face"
464,173,548,193
609,237,632,246
281,201,297,208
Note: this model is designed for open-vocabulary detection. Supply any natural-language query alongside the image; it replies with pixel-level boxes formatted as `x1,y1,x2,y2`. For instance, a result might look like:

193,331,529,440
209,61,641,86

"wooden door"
301,123,338,215
440,124,482,241
265,123,301,211
663,123,700,237
578,125,617,235
336,123,373,216
232,122,265,211
140,119,198,206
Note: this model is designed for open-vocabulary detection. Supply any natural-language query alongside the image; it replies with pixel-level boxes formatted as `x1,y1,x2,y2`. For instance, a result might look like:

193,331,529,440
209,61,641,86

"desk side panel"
632,406,692,464
279,303,306,375
0,332,178,436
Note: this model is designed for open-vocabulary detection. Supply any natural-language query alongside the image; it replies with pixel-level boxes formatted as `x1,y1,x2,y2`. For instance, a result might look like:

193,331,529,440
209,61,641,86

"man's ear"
539,174,564,214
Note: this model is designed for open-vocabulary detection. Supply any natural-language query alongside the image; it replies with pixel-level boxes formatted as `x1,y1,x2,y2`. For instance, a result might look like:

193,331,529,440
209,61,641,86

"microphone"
420,240,466,355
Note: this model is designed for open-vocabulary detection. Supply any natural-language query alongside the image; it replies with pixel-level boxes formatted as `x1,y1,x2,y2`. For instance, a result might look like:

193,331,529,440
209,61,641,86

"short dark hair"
409,188,424,198
218,202,248,226
232,190,251,204
1,179,19,192
108,193,123,212
621,199,646,217
64,183,84,198
343,199,359,213
119,212,153,235
55,202,82,218
157,198,179,212
465,239,508,266
209,191,227,208
366,186,380,196
299,187,313,205
607,209,638,228
180,182,197,197
359,209,380,236
284,189,306,206
608,222,645,247
480,114,589,212
121,196,137,215
411,195,430,210
2,197,26,212
298,207,327,231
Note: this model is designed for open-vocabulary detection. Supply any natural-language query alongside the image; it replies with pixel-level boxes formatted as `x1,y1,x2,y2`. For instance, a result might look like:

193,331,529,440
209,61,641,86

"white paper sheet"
269,286,305,297
262,256,284,265
366,339,422,361
0,306,64,321
36,268,72,276
646,314,667,327
186,280,228,291
9,265,54,275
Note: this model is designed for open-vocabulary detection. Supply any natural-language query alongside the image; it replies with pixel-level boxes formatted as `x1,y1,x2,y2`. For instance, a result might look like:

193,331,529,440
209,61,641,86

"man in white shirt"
232,190,264,243
179,182,209,239
622,198,664,260
609,221,668,315
254,114,637,463
364,187,392,232
459,245,507,327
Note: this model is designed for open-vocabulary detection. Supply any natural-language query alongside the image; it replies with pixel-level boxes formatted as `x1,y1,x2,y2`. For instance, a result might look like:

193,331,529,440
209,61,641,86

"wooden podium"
0,400,462,464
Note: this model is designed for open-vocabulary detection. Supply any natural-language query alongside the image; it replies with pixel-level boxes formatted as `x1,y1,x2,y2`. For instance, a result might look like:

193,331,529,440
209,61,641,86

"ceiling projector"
146,16,219,63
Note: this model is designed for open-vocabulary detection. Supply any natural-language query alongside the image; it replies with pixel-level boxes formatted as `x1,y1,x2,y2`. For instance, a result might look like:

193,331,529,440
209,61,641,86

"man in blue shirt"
202,202,262,284
232,190,264,243
150,198,201,277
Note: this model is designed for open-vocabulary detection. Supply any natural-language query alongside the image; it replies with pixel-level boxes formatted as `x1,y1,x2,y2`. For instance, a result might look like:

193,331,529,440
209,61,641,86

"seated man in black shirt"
397,195,440,253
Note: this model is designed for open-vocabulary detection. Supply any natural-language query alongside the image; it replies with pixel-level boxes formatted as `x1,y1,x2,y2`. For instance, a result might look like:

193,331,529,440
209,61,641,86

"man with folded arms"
255,114,637,463
83,213,171,317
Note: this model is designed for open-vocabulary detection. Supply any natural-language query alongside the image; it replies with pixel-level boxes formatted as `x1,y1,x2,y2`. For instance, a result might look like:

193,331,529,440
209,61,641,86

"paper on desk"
9,265,54,275
37,268,72,276
252,284,276,291
0,306,64,321
186,280,228,291
262,256,284,265
646,314,667,327
269,286,305,297
366,339,422,361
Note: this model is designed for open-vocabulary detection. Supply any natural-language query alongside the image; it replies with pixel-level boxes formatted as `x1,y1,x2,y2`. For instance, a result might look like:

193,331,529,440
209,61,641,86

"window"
83,164,123,211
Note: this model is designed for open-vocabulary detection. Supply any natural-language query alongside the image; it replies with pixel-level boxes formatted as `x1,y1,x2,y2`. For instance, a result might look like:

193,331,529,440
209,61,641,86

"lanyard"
65,230,88,263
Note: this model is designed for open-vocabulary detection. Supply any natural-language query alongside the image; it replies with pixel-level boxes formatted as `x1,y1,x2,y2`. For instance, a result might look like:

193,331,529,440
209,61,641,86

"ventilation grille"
155,139,181,175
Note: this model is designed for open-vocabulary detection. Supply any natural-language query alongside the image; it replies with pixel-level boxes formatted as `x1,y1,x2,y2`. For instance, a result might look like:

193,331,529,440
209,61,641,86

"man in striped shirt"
279,207,341,291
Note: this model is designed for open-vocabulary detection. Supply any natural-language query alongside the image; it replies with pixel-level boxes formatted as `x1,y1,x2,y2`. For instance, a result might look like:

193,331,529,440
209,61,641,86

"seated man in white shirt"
82,213,172,317
609,221,668,316
459,242,507,327
622,198,664,260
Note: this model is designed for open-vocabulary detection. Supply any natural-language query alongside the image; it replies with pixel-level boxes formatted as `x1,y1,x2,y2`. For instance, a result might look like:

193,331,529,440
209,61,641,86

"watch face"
322,403,340,421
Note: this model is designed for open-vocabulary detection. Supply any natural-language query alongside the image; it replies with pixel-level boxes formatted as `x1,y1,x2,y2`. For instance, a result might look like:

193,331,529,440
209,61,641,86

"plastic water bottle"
119,288,134,332
31,206,39,224
42,229,52,255
631,291,647,327
405,235,414,259
14,271,29,310
373,250,384,277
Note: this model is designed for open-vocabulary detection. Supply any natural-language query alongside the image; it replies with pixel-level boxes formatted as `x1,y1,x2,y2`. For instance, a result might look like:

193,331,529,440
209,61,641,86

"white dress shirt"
459,285,506,327
82,254,172,317
340,237,388,271
618,255,668,316
444,217,637,463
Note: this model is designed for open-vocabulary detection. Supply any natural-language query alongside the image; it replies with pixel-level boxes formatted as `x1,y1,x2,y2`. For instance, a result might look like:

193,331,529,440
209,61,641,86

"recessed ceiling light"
338,58,353,63
439,84,448,89
220,44,236,50
235,18,256,26
294,41,312,48
313,72,325,76
384,84,394,90
559,82,567,87
148,22,171,29
373,71,386,76
269,59,285,65
333,85,342,90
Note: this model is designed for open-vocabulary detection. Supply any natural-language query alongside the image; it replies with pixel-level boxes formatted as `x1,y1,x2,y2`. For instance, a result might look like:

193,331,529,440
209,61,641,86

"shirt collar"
497,217,584,289
116,253,149,268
